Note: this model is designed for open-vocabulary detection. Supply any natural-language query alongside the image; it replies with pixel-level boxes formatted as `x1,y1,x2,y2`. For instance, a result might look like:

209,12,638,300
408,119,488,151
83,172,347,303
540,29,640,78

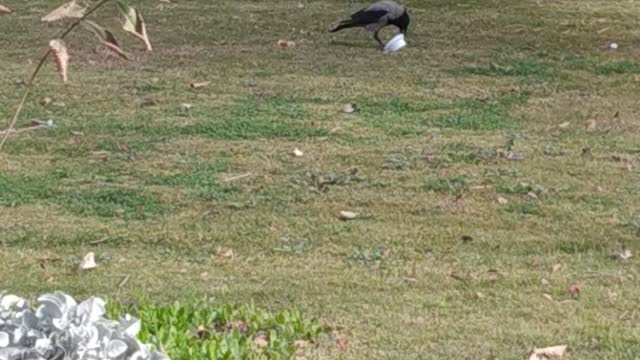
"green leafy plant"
0,0,152,151
106,301,323,359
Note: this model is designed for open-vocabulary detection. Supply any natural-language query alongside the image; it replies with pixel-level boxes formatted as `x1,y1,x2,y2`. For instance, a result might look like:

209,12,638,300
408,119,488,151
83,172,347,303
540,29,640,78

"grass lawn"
2,0,640,358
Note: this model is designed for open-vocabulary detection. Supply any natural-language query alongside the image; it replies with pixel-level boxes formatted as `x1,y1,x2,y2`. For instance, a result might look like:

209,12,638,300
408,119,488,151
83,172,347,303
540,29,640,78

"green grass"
179,97,327,140
596,61,640,75
65,188,165,220
424,175,468,195
2,0,640,358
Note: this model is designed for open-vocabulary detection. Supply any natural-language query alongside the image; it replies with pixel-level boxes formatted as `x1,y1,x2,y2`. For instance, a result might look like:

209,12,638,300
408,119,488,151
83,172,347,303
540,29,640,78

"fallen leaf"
527,345,567,360
83,21,130,60
542,293,553,301
551,264,561,273
335,336,348,351
226,321,248,334
70,131,84,136
558,121,570,128
329,126,342,134
293,148,304,157
342,103,357,113
119,144,129,153
217,247,234,258
116,1,152,51
42,0,85,22
196,325,209,339
339,211,358,220
568,284,580,297
497,196,508,205
483,270,500,282
91,151,111,161
79,252,97,270
527,192,538,200
540,278,549,285
586,119,597,131
180,103,193,111
504,152,524,161
612,247,632,260
276,39,295,48
0,5,12,14
253,334,268,348
40,97,53,106
190,81,210,89
294,340,309,348
49,40,69,83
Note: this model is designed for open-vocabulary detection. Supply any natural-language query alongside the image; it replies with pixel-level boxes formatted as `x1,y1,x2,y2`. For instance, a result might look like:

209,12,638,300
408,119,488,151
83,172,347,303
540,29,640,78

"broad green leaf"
41,0,85,22
115,1,152,51
83,21,130,60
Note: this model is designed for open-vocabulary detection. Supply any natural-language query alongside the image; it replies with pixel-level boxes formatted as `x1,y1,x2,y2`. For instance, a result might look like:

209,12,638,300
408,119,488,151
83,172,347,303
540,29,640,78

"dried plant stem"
0,0,113,152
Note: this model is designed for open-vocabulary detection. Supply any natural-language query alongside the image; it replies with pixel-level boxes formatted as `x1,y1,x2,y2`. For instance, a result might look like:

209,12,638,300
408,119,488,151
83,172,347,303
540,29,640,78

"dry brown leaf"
253,334,268,348
339,211,358,220
335,337,349,351
0,4,12,14
49,40,69,83
329,126,342,134
342,103,357,113
528,345,567,360
79,252,97,270
196,325,209,339
117,1,152,51
190,81,210,89
217,247,234,258
276,39,296,48
568,284,580,296
612,247,632,260
42,0,85,22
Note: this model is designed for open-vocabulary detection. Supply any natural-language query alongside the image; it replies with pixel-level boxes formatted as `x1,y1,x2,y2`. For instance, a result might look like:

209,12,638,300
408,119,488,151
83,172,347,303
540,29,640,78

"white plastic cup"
384,33,407,53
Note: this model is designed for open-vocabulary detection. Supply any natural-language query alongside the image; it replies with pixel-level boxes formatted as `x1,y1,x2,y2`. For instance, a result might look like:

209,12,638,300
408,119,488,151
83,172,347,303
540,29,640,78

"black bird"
329,0,410,48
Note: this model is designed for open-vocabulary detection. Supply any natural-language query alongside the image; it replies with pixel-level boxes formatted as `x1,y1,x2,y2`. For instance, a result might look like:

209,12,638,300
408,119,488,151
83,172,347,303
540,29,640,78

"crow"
329,0,410,48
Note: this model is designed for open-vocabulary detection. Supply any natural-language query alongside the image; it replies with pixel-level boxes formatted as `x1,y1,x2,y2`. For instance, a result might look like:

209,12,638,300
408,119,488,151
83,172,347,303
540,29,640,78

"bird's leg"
373,31,384,48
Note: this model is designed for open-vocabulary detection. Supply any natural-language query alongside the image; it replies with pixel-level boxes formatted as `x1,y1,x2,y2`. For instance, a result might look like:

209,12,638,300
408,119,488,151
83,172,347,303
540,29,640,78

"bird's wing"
350,8,388,26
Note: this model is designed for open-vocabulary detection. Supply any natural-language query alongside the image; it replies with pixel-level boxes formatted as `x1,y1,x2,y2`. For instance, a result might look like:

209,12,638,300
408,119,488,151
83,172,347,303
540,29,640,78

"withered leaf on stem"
41,0,86,22
116,1,152,51
0,4,12,14
49,40,69,83
83,21,131,60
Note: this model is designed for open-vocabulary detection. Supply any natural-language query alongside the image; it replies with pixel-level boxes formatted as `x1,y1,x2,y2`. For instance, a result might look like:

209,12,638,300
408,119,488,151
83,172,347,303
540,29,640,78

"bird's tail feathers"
329,19,357,32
